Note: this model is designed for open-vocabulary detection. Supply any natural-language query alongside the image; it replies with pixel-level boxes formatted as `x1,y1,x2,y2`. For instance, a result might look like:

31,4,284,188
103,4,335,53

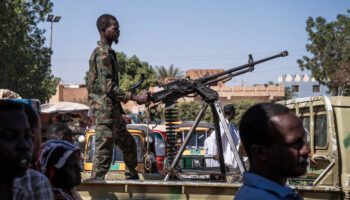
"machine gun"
151,51,289,181
152,51,288,104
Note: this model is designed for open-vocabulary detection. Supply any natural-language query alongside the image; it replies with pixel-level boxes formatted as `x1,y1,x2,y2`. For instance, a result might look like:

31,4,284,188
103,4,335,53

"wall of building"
277,74,328,98
49,84,88,103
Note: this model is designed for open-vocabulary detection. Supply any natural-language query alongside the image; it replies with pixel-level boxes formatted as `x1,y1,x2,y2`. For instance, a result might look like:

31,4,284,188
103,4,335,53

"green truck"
76,96,350,199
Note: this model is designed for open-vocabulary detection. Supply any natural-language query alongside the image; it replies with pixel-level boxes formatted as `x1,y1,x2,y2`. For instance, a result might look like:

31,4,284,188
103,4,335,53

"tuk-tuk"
173,121,215,169
83,124,160,174
151,124,167,171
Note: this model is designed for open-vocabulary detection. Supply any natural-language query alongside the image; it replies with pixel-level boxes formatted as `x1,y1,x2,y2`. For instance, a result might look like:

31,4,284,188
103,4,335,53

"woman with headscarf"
37,140,82,200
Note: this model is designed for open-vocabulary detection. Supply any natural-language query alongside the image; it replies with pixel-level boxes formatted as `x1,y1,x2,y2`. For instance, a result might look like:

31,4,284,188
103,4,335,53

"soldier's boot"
125,169,139,180
90,171,106,180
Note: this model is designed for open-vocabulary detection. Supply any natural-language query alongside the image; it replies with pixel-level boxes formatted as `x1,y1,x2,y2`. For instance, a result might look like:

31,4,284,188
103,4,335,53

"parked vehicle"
277,96,350,199
83,124,160,174
151,124,167,171
173,121,215,169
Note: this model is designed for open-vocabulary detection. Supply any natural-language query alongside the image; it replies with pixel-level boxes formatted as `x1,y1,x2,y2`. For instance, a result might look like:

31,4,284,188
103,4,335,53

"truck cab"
278,96,350,199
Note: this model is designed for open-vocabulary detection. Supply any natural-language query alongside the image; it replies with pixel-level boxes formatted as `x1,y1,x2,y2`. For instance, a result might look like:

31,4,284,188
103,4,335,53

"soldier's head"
239,103,310,184
0,100,32,181
224,104,235,121
97,14,120,45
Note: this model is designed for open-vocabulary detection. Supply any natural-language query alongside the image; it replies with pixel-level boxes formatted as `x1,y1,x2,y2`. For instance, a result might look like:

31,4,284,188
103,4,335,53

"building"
277,74,328,98
49,84,88,103
49,69,286,113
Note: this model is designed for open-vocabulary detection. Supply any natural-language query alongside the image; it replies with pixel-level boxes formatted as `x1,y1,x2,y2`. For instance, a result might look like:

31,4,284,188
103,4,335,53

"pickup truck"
76,96,350,199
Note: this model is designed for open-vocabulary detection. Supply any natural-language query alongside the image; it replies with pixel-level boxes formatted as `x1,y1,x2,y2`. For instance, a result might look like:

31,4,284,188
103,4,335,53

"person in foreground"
13,102,54,200
0,100,32,200
234,103,310,200
37,140,82,200
86,14,150,180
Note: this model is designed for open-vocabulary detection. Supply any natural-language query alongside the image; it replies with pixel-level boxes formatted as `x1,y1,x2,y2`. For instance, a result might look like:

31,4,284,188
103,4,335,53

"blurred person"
0,100,31,199
13,103,54,200
235,103,310,200
23,104,42,168
47,122,74,144
37,140,82,200
175,136,183,153
220,104,241,171
204,131,219,168
210,104,241,171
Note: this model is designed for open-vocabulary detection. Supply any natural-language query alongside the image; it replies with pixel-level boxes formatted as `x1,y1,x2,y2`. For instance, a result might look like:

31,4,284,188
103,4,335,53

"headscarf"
36,140,80,181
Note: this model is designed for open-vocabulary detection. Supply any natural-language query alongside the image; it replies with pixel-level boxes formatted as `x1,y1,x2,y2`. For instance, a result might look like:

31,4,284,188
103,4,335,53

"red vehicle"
151,125,167,171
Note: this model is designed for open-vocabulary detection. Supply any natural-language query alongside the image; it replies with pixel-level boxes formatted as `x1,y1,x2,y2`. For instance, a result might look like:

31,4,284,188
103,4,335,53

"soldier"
86,14,149,179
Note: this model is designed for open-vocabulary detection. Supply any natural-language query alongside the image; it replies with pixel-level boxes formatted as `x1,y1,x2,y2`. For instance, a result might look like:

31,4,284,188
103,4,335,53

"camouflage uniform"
86,41,138,179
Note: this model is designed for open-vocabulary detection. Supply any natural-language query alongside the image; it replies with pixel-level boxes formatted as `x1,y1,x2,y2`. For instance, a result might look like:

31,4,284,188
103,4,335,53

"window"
185,131,207,150
314,114,327,147
313,85,320,92
154,132,165,157
292,85,300,92
301,117,311,144
85,135,95,162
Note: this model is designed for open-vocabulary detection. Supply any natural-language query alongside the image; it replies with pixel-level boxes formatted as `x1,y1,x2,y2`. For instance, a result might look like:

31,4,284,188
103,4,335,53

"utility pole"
46,15,61,50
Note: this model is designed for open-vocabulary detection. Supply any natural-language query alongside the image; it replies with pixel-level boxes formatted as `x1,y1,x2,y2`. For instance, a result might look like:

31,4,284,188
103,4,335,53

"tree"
0,0,59,102
174,101,213,123
147,99,257,127
231,99,258,127
155,64,184,84
117,52,158,92
283,86,296,100
84,52,158,93
297,10,350,96
264,81,296,100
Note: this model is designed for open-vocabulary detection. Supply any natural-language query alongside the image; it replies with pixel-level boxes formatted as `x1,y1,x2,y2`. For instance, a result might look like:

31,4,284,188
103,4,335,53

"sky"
39,0,350,86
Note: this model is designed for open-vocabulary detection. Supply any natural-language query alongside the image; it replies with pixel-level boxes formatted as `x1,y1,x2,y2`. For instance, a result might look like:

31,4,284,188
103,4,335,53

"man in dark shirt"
235,103,310,200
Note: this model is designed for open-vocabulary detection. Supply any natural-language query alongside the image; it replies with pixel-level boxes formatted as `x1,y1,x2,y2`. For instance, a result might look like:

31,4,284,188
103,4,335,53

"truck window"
301,117,310,143
314,114,327,147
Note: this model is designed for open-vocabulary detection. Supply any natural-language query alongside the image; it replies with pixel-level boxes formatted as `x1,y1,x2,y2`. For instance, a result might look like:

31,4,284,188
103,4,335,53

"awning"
41,101,89,114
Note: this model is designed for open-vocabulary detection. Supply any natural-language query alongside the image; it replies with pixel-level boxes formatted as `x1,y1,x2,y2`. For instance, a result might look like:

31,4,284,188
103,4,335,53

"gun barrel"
205,68,252,86
200,51,288,84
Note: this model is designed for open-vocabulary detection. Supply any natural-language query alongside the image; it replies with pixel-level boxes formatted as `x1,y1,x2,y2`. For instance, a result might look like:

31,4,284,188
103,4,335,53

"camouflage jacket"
86,41,132,123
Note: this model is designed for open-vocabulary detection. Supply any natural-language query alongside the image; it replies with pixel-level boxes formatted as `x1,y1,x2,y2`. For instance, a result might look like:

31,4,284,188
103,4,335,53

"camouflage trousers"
91,120,138,179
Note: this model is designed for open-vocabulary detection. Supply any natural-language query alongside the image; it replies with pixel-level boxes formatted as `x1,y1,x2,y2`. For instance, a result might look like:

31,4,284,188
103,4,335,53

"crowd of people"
0,98,309,200
0,100,82,200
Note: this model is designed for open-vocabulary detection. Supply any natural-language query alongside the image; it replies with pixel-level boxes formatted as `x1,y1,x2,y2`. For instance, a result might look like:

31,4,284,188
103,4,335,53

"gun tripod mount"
149,51,289,181
163,100,244,181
